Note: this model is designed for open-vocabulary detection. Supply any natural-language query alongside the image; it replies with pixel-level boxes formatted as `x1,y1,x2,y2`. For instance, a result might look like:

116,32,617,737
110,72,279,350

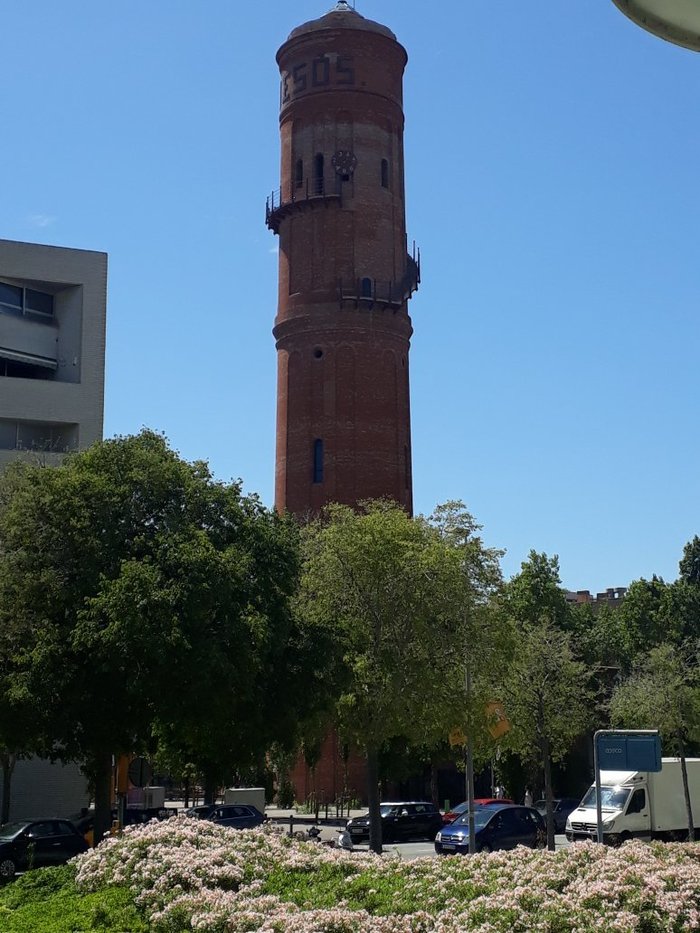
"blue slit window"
313,439,324,484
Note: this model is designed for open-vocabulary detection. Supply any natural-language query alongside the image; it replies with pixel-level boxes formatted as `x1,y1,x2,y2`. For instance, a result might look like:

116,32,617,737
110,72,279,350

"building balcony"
337,247,420,310
265,177,342,234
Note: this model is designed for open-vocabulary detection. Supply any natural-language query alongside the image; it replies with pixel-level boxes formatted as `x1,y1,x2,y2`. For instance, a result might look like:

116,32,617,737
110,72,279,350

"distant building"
565,587,627,608
0,238,107,468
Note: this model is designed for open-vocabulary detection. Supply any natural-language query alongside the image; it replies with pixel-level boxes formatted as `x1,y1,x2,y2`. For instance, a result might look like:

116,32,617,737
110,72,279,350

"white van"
566,757,700,843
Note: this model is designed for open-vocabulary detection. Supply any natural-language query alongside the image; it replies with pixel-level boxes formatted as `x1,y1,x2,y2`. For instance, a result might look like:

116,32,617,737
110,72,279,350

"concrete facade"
268,2,418,516
0,238,107,468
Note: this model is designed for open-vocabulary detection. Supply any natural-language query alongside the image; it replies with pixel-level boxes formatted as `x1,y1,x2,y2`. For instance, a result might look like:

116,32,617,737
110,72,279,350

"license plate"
442,843,456,851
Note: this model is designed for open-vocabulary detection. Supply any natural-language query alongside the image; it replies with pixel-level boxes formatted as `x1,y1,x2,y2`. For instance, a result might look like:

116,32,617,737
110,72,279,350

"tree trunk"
366,744,382,855
677,730,695,842
203,774,218,806
542,736,555,851
183,776,190,809
92,751,114,846
430,760,439,807
0,751,17,825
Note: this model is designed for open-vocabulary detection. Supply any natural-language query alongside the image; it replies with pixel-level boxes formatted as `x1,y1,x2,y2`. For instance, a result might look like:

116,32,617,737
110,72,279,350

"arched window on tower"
314,153,324,195
295,158,303,189
360,277,373,299
313,439,324,484
381,158,389,189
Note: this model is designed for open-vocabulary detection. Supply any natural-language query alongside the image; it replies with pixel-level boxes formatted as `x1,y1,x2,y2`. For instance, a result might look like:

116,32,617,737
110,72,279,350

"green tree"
498,620,593,850
0,430,307,841
679,536,700,586
298,500,502,853
609,642,700,840
612,577,677,667
501,551,572,630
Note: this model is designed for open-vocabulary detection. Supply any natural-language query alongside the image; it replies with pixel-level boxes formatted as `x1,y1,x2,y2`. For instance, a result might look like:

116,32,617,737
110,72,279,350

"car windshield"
580,785,630,811
452,809,495,829
379,806,400,817
0,821,29,840
448,802,468,816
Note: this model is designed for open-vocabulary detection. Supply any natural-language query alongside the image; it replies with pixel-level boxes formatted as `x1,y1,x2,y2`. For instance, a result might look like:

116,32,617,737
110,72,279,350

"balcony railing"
265,176,341,233
337,246,420,310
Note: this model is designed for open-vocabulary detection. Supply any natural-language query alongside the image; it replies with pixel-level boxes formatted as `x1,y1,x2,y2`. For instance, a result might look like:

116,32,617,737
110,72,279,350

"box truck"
224,787,266,814
566,757,700,843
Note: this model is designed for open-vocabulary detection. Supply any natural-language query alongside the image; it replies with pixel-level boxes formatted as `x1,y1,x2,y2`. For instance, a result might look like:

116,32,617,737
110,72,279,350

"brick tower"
266,1,419,517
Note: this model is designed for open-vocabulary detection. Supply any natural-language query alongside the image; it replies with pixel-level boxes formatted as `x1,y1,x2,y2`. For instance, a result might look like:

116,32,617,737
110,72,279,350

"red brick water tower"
266,0,419,518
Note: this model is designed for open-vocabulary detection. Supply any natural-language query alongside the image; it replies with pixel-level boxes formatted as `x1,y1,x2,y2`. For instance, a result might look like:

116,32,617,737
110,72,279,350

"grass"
0,864,148,933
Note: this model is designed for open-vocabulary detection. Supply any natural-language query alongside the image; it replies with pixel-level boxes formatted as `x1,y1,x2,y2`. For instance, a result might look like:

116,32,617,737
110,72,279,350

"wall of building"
0,238,107,468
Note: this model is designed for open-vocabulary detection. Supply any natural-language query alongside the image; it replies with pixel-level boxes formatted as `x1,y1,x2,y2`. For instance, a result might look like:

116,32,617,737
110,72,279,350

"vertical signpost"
593,730,662,843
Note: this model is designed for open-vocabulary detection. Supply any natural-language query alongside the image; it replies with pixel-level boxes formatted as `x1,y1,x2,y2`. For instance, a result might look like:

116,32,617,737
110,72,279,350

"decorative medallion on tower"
266,4,420,516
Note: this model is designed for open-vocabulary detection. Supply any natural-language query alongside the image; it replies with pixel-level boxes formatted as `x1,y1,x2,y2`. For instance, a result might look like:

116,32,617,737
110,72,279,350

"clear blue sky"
3,1,699,591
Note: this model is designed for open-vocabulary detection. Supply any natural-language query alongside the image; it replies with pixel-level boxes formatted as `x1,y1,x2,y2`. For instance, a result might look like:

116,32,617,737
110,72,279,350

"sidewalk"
163,799,366,826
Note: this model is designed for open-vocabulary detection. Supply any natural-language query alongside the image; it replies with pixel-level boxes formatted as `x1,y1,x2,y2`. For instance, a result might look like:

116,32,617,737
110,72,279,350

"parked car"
0,818,88,880
184,805,218,820
208,804,266,829
346,802,443,842
441,798,514,825
534,797,581,834
435,804,544,855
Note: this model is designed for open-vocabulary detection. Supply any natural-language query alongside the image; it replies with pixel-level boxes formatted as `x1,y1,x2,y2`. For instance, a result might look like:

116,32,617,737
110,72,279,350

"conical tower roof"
287,2,396,42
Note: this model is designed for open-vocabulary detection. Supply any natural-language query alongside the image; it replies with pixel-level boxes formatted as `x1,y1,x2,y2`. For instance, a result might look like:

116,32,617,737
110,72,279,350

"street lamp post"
611,0,700,51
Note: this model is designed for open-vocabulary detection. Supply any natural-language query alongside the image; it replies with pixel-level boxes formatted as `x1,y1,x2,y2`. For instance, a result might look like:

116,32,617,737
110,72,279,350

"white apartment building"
0,238,107,467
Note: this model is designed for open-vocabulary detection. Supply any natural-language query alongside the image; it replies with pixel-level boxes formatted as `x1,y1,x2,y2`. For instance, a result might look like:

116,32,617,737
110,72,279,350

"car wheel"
477,842,492,854
0,858,17,881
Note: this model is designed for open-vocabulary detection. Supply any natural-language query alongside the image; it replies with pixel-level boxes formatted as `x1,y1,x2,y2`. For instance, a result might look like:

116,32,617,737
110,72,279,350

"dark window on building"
0,357,54,380
295,158,304,189
0,282,54,322
314,153,324,194
0,282,23,315
381,158,389,188
0,421,17,450
360,277,373,298
313,438,324,484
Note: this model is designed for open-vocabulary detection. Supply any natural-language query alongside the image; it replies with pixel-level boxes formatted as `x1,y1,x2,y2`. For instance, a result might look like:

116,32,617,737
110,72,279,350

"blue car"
434,804,544,854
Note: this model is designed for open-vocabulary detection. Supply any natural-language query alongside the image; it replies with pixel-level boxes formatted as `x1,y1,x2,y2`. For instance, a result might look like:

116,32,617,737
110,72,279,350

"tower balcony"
265,177,341,234
337,246,420,310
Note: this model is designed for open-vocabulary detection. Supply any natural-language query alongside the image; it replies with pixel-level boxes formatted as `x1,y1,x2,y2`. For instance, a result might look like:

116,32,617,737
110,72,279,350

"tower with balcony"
267,0,419,517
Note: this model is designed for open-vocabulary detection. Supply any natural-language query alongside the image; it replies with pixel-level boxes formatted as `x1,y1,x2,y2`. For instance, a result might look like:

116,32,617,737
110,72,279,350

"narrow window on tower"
314,153,324,195
295,158,303,189
381,158,389,189
361,277,373,299
313,439,324,484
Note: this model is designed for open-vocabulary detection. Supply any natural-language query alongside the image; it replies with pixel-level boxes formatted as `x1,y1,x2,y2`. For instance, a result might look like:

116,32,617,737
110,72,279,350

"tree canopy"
0,430,312,838
297,499,504,852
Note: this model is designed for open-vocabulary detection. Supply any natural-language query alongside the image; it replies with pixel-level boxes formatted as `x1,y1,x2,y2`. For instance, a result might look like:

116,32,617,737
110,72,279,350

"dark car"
346,802,442,843
435,804,544,855
534,797,581,834
184,804,218,820
0,819,88,880
208,804,266,829
441,798,514,825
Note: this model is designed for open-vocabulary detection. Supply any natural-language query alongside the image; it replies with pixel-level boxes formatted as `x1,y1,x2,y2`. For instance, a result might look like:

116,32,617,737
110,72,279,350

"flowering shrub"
75,816,700,932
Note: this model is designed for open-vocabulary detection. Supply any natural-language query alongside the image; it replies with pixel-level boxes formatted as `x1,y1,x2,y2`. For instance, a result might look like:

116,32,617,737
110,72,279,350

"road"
351,835,571,859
